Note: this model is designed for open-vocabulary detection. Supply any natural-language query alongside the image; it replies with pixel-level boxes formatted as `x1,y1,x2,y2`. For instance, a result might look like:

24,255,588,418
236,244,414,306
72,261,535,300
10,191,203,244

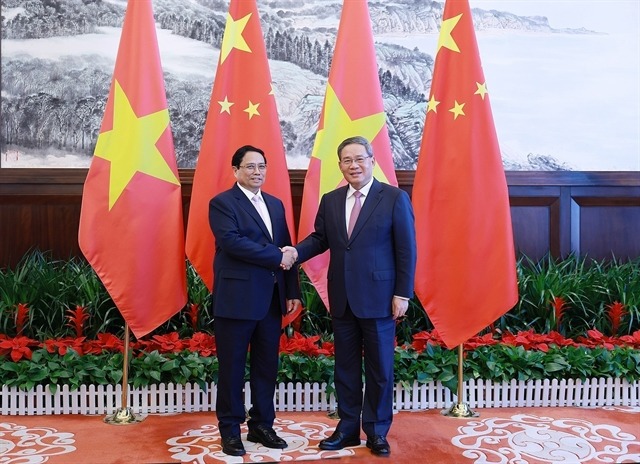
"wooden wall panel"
510,203,555,259
571,196,640,260
0,195,83,266
1,169,639,268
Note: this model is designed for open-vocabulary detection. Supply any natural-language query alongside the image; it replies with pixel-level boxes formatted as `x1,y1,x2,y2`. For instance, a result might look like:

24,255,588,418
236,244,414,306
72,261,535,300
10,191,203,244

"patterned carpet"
1,406,639,463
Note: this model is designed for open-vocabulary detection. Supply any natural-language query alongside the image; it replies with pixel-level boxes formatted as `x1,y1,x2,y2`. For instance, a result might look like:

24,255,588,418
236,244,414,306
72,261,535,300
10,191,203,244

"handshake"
280,246,299,270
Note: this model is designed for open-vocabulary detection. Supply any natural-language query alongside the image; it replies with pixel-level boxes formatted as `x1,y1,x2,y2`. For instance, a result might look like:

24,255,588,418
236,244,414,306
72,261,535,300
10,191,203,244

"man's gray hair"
337,136,373,159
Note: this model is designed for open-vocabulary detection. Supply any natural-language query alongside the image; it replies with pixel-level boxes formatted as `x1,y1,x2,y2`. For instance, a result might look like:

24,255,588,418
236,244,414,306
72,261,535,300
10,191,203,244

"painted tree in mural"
2,1,626,170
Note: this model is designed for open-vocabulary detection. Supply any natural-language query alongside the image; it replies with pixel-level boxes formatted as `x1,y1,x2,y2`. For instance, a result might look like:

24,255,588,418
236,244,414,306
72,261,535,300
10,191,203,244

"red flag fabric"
185,0,297,325
413,0,519,349
298,0,397,310
78,0,187,339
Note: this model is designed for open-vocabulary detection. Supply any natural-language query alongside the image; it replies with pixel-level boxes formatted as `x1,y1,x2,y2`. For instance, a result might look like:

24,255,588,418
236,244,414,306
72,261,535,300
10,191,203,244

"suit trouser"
332,306,396,437
214,285,281,438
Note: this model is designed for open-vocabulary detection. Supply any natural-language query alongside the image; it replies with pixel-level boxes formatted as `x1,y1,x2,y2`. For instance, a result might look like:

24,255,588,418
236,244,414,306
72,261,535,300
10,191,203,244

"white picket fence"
1,378,638,416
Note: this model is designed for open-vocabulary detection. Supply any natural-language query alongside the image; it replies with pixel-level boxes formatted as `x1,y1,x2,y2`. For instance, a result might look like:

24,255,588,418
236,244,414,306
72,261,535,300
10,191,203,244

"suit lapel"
348,179,382,242
233,185,273,242
336,186,349,241
262,193,279,242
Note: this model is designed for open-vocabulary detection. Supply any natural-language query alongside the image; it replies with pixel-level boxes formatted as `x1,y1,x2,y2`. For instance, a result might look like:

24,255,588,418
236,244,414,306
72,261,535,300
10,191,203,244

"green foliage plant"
1,250,639,396
1,340,637,393
499,254,639,338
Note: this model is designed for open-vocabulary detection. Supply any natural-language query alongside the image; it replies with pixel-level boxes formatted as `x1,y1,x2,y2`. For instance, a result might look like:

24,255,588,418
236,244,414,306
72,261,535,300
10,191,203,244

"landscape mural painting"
1,0,638,171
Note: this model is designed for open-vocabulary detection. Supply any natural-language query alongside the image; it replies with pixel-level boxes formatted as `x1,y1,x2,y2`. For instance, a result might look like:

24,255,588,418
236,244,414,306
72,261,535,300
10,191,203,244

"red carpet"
1,407,639,463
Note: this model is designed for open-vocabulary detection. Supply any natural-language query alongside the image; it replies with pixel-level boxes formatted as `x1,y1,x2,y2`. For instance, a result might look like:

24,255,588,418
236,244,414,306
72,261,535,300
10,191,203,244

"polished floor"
1,406,639,463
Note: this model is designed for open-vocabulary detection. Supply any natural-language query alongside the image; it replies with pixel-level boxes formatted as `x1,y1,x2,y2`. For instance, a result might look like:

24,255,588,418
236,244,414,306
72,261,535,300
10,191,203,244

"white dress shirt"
237,183,273,238
345,178,374,231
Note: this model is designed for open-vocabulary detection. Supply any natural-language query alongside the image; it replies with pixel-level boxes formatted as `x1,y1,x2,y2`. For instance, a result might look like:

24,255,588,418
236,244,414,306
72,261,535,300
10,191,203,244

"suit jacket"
209,184,300,320
296,178,416,318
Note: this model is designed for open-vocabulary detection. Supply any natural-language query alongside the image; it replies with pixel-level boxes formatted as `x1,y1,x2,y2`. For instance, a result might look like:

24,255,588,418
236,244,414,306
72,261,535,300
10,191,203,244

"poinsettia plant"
1,251,639,392
1,251,638,341
1,329,639,392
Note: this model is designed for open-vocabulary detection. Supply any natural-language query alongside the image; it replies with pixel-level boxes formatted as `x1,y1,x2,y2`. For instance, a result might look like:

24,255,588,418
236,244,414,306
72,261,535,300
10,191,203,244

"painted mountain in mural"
1,0,638,171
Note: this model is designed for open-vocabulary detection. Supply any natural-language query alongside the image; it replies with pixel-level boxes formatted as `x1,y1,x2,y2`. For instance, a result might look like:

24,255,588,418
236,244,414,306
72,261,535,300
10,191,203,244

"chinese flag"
78,0,187,339
185,0,296,324
298,0,397,310
413,0,518,349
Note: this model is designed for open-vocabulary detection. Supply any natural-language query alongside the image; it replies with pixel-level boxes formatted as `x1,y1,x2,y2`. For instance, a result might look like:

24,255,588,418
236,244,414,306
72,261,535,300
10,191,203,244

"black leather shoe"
247,424,288,449
319,431,361,450
221,436,246,456
366,435,390,456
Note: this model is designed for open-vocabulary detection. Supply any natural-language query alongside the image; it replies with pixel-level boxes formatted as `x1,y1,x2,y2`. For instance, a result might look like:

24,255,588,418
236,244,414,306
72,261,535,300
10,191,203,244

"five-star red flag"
78,0,187,339
185,0,297,323
413,0,518,349
298,0,397,310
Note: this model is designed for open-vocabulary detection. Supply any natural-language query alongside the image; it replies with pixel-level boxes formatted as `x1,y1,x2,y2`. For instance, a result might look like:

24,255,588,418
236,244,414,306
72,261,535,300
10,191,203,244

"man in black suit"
285,136,417,456
209,145,300,456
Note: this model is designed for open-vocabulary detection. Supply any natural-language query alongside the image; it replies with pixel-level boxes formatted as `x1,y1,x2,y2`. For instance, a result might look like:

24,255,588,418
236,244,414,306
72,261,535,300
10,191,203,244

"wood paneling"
571,196,640,260
1,169,638,268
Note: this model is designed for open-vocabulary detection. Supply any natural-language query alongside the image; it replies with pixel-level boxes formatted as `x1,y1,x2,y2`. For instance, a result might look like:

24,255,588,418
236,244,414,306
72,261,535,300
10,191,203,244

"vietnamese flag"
78,0,187,339
185,0,295,305
298,0,397,310
413,0,518,349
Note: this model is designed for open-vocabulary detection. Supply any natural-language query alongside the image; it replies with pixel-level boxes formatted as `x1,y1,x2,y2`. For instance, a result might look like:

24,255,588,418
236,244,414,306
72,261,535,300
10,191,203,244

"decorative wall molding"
1,170,639,268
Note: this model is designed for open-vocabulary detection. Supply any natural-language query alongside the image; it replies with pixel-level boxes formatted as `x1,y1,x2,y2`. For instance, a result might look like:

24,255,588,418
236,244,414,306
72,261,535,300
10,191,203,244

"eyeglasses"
238,163,267,172
340,156,372,166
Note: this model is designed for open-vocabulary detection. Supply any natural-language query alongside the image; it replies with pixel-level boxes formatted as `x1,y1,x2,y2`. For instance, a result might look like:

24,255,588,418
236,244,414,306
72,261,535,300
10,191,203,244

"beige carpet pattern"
1,406,639,463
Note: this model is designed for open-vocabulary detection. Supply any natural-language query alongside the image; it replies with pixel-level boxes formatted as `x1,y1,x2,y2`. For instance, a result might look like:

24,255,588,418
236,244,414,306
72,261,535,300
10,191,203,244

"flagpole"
442,344,478,418
104,323,144,424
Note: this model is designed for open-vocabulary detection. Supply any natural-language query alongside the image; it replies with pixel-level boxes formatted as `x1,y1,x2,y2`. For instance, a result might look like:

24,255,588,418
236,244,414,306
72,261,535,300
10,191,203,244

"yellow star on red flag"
311,84,388,194
78,0,186,339
449,100,466,120
475,82,488,99
427,95,440,113
94,81,179,209
243,100,260,119
413,0,518,349
186,0,295,300
297,0,397,311
218,96,234,114
219,12,252,64
437,13,462,53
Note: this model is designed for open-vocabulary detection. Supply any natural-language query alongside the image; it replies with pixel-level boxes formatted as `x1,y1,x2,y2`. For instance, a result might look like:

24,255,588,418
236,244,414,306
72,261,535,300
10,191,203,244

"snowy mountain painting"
1,0,638,171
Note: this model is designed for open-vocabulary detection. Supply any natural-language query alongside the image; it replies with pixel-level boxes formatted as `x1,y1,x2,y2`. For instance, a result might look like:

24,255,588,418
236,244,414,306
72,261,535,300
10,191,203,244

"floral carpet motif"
166,417,357,463
0,422,76,463
1,407,638,463
451,407,640,464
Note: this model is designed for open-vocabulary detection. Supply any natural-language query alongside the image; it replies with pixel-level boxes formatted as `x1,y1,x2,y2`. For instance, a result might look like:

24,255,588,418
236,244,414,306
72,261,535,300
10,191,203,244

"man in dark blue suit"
209,145,300,457
287,136,417,457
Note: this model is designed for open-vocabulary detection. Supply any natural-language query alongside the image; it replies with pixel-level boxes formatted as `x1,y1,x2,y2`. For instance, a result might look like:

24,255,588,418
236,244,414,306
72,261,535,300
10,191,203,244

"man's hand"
281,246,298,261
391,296,409,320
286,298,302,314
280,247,298,270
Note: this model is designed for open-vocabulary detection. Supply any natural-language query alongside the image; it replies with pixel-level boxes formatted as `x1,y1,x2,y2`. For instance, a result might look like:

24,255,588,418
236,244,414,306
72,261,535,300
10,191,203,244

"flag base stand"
104,407,145,425
103,325,145,425
328,410,340,420
441,402,478,418
440,345,480,419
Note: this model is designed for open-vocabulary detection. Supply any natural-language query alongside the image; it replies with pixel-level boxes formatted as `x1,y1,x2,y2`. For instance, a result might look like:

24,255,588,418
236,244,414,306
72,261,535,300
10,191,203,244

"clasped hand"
280,246,298,270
